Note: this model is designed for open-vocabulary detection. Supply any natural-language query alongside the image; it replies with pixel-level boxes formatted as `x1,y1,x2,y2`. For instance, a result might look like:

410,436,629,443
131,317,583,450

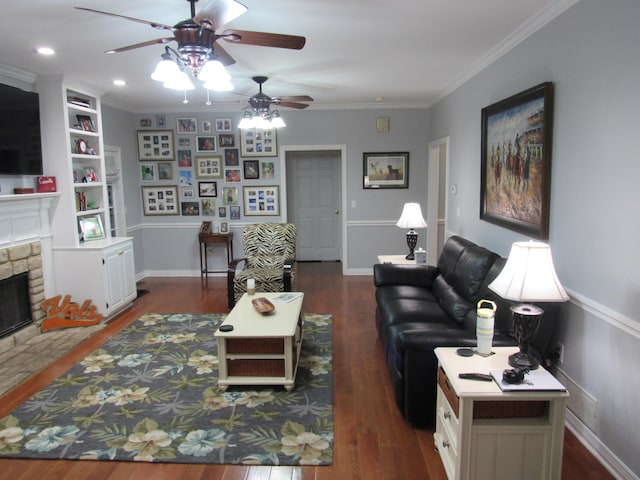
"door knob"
335,209,340,215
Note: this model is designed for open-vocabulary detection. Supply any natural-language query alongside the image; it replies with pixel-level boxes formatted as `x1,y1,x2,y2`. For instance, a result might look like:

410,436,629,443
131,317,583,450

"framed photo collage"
136,116,278,223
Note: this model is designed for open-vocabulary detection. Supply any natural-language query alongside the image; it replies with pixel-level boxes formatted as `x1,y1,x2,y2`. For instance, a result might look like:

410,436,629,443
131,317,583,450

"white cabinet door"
53,238,135,319
103,239,136,314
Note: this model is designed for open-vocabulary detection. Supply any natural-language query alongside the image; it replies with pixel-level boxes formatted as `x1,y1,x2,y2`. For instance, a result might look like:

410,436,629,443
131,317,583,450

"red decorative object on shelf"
37,176,57,192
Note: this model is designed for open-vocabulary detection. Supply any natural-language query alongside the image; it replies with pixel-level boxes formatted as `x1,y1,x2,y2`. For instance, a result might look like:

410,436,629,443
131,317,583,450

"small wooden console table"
199,232,234,280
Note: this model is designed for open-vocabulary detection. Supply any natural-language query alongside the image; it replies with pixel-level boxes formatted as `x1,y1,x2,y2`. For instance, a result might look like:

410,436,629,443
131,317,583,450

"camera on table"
502,367,530,384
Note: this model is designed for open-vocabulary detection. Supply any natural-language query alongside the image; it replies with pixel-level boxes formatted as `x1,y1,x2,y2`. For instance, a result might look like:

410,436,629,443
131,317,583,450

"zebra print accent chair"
227,223,297,308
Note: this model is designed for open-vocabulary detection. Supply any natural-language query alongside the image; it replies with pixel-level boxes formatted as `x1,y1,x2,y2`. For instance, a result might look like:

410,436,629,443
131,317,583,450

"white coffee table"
215,292,304,391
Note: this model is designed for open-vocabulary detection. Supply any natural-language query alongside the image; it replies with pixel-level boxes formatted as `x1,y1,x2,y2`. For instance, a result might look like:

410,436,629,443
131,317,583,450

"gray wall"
103,107,430,274
99,1,639,475
430,0,640,476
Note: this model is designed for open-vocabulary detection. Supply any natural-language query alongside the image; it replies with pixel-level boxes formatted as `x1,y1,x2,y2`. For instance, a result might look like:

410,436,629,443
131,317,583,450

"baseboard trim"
565,409,638,480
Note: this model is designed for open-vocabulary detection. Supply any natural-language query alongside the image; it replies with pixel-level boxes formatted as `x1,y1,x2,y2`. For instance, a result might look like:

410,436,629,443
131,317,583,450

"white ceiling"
0,0,573,112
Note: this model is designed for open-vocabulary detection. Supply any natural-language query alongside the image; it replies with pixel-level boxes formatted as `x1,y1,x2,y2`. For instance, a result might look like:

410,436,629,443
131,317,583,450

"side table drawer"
438,367,459,417
437,386,460,450
435,413,457,479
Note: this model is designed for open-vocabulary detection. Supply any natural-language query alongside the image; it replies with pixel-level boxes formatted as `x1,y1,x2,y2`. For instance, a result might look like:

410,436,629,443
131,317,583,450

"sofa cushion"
374,263,438,288
378,298,452,327
453,245,499,301
376,285,437,305
437,236,474,284
432,275,474,324
376,298,451,350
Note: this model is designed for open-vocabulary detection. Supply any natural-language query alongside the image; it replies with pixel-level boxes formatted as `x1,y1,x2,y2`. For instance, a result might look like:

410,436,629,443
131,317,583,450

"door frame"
280,145,347,274
104,145,127,238
427,136,450,265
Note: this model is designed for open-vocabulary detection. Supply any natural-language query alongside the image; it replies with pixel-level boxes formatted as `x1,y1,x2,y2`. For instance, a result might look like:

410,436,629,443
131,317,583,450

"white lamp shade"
203,78,234,91
396,203,427,229
163,71,195,91
197,59,230,82
151,59,181,82
489,241,569,302
270,112,286,128
238,113,254,129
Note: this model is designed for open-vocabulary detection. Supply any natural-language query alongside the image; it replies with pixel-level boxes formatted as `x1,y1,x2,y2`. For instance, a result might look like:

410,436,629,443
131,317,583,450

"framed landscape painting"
363,152,409,189
480,82,553,239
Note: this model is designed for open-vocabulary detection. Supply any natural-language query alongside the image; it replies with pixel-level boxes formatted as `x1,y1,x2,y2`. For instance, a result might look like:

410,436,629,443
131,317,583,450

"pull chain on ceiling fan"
75,0,306,96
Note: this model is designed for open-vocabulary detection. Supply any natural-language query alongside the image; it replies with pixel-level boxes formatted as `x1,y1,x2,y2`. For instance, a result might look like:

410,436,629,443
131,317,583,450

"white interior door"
286,150,342,261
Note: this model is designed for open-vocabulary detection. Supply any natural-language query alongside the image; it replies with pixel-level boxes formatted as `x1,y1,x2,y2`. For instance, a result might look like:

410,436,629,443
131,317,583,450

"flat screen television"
0,83,44,175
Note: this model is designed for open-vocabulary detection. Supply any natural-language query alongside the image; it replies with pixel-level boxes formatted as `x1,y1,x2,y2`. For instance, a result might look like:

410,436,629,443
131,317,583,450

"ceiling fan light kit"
76,0,308,102
150,46,232,92
237,76,314,129
238,109,286,129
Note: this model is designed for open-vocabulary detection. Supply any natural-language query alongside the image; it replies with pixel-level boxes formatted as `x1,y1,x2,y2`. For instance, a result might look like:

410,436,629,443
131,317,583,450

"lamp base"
509,303,544,370
405,230,418,260
508,350,541,370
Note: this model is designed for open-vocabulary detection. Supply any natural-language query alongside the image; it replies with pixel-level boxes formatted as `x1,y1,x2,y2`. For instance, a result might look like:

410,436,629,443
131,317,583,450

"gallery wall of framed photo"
135,114,280,227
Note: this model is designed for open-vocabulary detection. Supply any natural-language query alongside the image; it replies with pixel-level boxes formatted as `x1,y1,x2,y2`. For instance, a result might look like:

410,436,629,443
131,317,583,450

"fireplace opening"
0,272,33,338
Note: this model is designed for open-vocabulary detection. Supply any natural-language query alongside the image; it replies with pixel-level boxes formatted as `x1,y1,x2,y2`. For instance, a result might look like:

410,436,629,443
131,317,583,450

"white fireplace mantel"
0,192,60,296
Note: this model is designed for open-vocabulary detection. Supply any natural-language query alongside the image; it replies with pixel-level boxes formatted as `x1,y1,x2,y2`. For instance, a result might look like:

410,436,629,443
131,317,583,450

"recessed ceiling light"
113,79,127,87
36,47,55,55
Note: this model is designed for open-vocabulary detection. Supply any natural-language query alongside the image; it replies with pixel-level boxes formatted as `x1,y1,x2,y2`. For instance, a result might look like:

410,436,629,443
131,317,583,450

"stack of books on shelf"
67,96,91,108
76,191,87,212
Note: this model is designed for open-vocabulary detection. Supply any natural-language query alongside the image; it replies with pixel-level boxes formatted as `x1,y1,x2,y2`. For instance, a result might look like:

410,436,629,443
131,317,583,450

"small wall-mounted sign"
376,116,390,133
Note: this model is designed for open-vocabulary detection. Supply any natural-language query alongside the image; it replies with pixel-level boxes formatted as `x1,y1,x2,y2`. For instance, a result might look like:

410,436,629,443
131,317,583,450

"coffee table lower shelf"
218,333,303,391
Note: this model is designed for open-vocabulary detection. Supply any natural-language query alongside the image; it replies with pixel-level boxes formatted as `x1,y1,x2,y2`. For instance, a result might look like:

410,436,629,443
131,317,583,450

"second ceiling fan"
244,76,313,112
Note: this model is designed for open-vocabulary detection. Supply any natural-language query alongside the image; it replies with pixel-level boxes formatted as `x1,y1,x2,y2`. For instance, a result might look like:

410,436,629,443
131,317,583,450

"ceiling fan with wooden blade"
244,76,314,112
74,0,306,67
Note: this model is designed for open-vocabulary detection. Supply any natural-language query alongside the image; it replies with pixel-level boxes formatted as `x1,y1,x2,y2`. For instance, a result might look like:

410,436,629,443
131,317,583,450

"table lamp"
396,203,427,260
488,241,569,369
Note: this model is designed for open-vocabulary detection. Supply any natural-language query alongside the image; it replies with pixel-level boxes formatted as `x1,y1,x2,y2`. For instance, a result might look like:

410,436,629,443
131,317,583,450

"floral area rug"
0,313,333,465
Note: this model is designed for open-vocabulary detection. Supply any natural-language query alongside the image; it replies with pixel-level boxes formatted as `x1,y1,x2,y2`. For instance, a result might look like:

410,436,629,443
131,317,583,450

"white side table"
377,254,416,264
434,347,568,480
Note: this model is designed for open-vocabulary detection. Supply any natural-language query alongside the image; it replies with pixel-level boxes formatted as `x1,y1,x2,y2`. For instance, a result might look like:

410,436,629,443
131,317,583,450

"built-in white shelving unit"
36,75,136,318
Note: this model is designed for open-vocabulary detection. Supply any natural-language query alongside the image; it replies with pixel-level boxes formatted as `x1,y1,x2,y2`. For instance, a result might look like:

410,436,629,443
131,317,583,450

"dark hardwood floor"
0,262,613,479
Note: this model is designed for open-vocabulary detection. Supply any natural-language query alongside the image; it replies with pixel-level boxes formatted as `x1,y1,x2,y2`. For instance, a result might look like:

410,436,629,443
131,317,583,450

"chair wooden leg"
283,266,292,292
227,270,236,308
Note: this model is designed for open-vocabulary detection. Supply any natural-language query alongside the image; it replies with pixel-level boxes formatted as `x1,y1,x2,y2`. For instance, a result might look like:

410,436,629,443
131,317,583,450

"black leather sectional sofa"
374,236,557,427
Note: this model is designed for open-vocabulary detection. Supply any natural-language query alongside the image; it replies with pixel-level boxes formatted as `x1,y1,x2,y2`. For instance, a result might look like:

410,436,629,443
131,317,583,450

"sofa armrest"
395,326,517,352
373,263,439,288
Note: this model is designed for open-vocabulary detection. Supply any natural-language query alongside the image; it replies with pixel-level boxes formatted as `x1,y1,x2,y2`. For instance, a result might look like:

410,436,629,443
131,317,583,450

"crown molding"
0,64,37,87
431,0,581,107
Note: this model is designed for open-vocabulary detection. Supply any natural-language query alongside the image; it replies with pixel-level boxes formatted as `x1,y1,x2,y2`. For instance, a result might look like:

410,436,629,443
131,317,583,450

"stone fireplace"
0,242,45,339
0,193,57,353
